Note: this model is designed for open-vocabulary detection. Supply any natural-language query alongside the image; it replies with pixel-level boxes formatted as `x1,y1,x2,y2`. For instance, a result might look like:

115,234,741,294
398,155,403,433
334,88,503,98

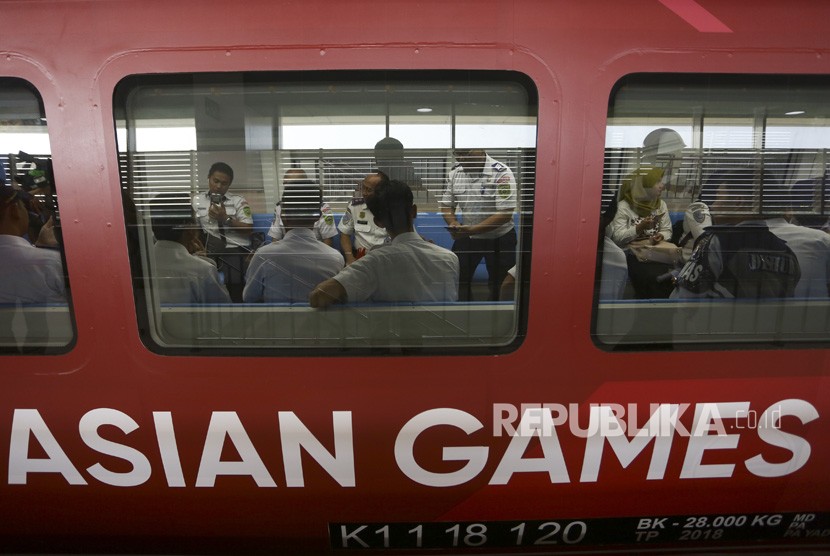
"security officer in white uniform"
441,149,517,301
192,162,253,302
338,172,391,264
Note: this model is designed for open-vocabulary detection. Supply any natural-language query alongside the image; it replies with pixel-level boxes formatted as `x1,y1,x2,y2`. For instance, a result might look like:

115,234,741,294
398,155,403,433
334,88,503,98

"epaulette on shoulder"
492,162,506,172
351,197,365,206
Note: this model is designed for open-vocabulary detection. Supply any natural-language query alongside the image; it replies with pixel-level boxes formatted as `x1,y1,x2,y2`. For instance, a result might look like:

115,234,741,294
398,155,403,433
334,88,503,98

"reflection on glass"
114,71,537,353
0,77,73,353
595,74,830,350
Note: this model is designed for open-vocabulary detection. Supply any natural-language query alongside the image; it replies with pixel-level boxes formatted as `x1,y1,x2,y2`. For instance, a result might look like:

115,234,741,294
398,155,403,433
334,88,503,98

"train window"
595,74,830,349
114,71,536,354
0,77,74,354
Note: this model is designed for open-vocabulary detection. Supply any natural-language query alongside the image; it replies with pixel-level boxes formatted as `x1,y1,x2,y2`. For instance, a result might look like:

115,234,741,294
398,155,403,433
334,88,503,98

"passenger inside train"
374,137,422,191
244,182,344,303
309,179,459,308
441,148,517,301
338,172,391,265
0,184,67,304
149,192,231,304
191,162,253,302
267,169,338,247
607,166,677,299
672,168,802,299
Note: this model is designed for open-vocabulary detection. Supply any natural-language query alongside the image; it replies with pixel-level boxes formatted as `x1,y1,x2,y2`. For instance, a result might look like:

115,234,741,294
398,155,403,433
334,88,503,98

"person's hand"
447,222,470,240
35,216,59,247
186,235,206,255
208,203,227,222
650,233,664,244
635,216,655,234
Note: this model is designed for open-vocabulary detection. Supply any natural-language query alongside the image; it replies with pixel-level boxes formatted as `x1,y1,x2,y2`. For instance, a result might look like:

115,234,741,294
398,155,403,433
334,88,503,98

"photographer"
14,152,60,246
191,162,253,301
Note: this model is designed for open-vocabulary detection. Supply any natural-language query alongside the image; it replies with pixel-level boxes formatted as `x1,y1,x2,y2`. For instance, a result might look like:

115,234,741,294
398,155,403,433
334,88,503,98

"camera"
209,192,224,206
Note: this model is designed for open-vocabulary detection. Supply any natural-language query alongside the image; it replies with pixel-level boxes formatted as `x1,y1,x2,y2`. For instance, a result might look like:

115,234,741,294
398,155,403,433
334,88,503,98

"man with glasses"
338,172,392,265
441,148,517,301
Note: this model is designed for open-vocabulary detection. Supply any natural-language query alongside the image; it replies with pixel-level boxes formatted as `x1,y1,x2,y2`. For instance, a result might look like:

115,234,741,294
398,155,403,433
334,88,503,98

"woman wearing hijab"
607,166,676,298
608,166,673,248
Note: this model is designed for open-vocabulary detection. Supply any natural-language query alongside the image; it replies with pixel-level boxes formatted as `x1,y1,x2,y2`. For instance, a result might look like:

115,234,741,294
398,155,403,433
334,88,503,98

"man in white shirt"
192,162,253,301
441,149,517,301
0,185,66,304
244,184,344,303
267,169,338,246
269,201,338,246
310,180,459,307
764,217,830,298
673,169,801,299
150,193,230,305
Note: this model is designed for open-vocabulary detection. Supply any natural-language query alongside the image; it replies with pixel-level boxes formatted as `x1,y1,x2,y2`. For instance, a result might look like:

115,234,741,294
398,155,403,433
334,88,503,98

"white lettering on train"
8,409,355,488
4,400,819,488
195,411,277,487
80,408,152,487
394,408,488,487
9,409,86,485
278,411,355,487
397,399,818,486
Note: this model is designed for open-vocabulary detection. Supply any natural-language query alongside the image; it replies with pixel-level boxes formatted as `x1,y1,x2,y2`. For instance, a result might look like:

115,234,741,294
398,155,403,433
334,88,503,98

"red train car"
1,0,829,553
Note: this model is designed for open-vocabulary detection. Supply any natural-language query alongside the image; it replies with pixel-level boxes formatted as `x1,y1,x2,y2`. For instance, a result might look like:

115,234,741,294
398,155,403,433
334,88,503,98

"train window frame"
0,76,76,355
593,73,830,351
113,70,536,356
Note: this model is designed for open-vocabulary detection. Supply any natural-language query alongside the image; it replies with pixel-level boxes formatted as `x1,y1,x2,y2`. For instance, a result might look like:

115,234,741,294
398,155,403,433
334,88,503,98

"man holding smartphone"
192,162,253,301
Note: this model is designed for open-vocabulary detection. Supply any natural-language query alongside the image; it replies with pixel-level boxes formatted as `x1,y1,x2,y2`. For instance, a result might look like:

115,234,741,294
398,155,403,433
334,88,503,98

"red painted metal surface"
0,0,829,553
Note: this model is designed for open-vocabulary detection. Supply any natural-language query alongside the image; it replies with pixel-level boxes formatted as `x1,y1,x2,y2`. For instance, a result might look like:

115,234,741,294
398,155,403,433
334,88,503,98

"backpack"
676,224,800,298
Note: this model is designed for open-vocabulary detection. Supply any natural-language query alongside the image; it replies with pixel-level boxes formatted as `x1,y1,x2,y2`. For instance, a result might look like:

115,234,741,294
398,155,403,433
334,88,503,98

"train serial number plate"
330,512,830,550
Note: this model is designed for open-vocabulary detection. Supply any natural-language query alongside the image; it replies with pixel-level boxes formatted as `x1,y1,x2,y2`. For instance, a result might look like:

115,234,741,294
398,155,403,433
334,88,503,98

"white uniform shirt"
766,218,830,298
192,191,253,248
244,228,344,303
151,240,230,304
268,202,338,242
337,196,390,251
332,231,459,303
440,154,517,239
0,235,66,303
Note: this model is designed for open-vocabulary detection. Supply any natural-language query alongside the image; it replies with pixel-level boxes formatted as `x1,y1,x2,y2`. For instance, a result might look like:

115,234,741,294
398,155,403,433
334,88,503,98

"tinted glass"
115,71,537,354
595,75,830,349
